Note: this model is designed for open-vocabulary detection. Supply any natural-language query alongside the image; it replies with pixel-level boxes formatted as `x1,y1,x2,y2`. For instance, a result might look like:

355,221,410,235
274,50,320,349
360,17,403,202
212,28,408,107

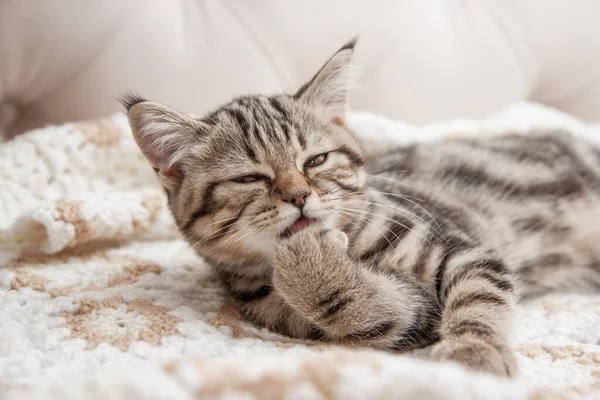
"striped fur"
122,40,600,377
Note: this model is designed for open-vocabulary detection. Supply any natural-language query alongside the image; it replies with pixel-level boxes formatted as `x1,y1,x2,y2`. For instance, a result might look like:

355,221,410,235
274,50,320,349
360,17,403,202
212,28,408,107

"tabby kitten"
121,39,600,377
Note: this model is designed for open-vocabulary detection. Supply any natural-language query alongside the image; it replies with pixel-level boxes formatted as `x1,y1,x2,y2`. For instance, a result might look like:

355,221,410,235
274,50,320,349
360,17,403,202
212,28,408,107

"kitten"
120,38,600,377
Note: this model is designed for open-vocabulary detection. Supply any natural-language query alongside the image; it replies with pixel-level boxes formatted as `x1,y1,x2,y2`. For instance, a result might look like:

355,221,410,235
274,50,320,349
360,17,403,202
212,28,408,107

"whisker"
336,206,440,250
165,218,241,268
194,215,239,230
333,189,445,240
335,209,364,233
364,174,446,235
239,224,270,249
368,169,411,176
197,225,259,259
190,224,251,253
335,209,396,251
342,200,447,244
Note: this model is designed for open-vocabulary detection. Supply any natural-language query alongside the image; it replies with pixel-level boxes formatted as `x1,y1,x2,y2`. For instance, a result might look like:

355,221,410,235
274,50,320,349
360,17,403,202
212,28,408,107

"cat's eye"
231,175,271,184
305,153,328,168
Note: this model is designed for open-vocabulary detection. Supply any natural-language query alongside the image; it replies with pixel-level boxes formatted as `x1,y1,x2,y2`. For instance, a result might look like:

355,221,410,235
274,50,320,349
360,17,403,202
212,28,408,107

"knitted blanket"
1,103,599,400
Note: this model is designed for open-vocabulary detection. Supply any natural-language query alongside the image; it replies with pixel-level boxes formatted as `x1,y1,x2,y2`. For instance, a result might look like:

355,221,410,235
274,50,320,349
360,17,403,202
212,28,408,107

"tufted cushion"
1,0,600,139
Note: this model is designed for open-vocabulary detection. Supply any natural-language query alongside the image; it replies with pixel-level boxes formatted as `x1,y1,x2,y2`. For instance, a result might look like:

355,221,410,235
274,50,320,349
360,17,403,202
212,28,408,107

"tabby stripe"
268,97,288,118
243,138,259,163
307,326,327,340
218,201,251,237
373,145,417,175
516,175,583,197
279,122,291,142
442,164,582,198
297,131,307,149
227,108,250,131
250,108,268,148
317,289,341,307
434,236,473,298
447,291,507,313
230,285,273,302
183,181,220,231
412,242,434,279
336,145,364,167
226,108,258,162
512,215,546,233
359,217,414,261
379,186,471,235
435,252,451,299
464,140,554,166
465,258,508,275
542,132,600,188
479,272,514,292
442,259,510,299
347,321,395,341
332,178,360,193
391,317,439,351
449,320,496,339
493,135,563,159
390,322,422,351
319,296,353,321
518,253,571,282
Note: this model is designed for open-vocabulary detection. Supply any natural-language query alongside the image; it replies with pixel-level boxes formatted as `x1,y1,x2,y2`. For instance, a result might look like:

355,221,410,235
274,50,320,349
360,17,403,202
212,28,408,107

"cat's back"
364,130,600,292
368,130,600,204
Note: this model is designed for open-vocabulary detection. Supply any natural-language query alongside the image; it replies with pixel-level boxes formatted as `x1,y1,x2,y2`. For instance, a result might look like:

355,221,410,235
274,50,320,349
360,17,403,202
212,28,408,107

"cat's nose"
275,171,311,208
282,192,309,207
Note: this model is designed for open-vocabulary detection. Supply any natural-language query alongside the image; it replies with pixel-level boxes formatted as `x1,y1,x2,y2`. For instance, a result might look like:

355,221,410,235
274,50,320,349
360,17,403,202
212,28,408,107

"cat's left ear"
119,93,210,190
294,37,357,125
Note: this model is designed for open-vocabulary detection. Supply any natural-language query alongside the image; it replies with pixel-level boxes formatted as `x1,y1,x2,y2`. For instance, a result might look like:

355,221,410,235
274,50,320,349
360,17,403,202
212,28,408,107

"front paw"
272,228,355,322
430,338,518,377
275,228,348,265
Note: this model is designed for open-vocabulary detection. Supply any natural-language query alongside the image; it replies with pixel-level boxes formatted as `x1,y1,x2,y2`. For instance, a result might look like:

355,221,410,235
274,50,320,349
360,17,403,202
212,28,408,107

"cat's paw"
320,228,349,250
272,227,353,317
430,338,518,377
276,227,348,259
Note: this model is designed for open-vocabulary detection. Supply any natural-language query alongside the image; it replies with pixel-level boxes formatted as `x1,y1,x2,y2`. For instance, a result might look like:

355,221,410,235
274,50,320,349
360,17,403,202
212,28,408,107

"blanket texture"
1,103,599,400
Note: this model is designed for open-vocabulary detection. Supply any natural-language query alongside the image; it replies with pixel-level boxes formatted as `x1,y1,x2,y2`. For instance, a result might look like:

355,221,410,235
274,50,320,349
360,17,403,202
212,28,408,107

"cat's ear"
120,93,210,188
294,37,357,125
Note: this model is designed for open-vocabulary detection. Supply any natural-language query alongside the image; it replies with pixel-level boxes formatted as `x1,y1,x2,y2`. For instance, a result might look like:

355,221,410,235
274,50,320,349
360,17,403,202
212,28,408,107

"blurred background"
1,0,600,140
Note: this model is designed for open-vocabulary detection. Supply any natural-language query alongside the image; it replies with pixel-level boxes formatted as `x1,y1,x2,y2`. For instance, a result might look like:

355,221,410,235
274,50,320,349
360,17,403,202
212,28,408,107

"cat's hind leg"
431,244,517,376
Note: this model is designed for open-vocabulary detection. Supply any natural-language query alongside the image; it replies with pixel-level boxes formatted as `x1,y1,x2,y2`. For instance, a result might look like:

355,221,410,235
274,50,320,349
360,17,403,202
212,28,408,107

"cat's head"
121,38,365,264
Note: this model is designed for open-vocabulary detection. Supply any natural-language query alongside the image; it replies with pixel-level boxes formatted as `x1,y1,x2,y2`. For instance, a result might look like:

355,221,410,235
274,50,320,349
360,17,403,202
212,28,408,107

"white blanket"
1,103,599,399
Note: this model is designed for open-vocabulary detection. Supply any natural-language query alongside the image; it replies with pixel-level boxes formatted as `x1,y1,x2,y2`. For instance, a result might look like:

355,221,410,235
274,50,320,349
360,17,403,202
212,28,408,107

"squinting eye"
232,175,271,184
305,153,328,168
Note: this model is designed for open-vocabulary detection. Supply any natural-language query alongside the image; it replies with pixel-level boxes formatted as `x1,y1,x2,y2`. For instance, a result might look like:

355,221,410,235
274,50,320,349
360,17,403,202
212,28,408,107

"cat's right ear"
119,93,210,189
294,37,358,125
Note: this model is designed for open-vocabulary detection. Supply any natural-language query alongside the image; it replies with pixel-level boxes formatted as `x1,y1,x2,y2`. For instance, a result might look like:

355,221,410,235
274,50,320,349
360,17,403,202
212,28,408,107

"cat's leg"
272,227,439,350
431,246,517,376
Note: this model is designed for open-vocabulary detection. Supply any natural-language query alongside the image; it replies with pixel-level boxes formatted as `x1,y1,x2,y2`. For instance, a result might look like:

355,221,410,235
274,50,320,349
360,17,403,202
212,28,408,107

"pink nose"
291,195,306,207
283,194,307,207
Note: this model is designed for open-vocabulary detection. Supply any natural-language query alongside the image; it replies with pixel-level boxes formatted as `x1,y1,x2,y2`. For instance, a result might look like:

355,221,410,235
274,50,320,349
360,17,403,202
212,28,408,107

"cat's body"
368,133,600,300
121,39,600,377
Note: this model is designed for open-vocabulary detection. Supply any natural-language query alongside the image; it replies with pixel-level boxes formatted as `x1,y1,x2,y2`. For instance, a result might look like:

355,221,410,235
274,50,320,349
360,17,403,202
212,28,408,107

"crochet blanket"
1,103,599,400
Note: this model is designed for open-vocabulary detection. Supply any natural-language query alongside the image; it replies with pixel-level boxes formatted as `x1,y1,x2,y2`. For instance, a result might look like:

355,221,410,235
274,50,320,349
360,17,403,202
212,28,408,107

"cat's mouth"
280,216,316,238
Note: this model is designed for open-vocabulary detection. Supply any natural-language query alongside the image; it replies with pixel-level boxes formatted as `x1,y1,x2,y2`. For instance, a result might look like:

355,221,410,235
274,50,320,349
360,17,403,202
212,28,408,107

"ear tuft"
118,92,148,112
294,36,358,121
338,36,359,52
